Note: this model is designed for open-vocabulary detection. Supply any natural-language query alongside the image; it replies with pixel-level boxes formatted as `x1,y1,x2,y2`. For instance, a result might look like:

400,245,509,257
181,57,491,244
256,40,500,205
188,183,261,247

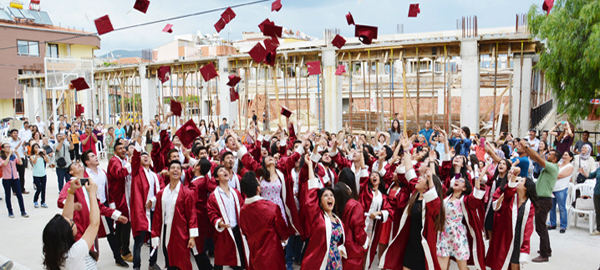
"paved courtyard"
0,159,598,270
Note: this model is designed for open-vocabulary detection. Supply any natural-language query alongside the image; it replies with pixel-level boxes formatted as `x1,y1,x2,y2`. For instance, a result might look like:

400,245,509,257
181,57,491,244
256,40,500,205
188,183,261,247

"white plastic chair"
567,183,597,234
565,183,575,214
96,141,106,159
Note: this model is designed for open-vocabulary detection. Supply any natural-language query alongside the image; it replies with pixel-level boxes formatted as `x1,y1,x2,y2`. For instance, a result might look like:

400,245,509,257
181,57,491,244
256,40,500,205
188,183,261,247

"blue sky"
37,0,544,55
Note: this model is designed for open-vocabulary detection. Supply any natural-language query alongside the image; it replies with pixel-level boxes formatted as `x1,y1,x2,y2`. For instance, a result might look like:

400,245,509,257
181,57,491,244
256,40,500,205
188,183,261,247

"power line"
0,0,270,51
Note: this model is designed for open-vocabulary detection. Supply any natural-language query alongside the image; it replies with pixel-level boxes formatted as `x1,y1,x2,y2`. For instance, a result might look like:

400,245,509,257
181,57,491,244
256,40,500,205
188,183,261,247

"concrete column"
139,64,158,125
437,87,444,114
218,57,237,125
77,88,93,120
322,48,342,132
459,38,480,132
510,54,533,137
101,76,110,124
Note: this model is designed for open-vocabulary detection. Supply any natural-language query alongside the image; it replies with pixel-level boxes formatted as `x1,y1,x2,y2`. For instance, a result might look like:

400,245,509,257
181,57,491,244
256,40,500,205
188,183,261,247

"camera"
80,178,89,186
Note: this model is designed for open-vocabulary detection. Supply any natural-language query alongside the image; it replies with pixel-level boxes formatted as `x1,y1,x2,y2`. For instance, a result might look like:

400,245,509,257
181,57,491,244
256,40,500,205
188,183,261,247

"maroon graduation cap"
249,42,267,64
271,0,282,12
542,0,554,15
258,18,275,33
408,3,420,18
306,61,321,76
230,88,239,102
355,24,378,45
346,12,355,25
133,0,150,14
335,65,346,76
170,99,182,117
200,63,218,82
158,66,171,84
331,34,346,49
262,23,283,38
221,7,236,24
94,15,114,35
264,37,280,52
215,18,226,33
227,74,241,87
70,77,90,91
265,51,277,66
162,24,173,34
75,104,84,117
175,119,201,148
280,106,292,118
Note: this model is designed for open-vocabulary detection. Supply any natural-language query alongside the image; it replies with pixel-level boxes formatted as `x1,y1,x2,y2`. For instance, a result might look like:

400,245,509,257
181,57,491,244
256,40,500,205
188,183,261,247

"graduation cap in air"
265,51,277,66
542,0,554,15
133,0,150,14
158,66,171,84
227,74,241,87
162,24,173,33
280,106,292,118
215,18,226,33
408,3,420,18
271,0,282,12
335,65,346,76
264,37,280,52
306,61,321,76
230,88,239,102
170,99,182,117
221,7,236,23
331,34,346,49
249,42,267,64
346,12,355,25
262,23,283,38
175,119,201,148
200,63,218,82
258,19,275,33
94,15,114,35
354,24,378,45
75,104,84,117
70,77,90,91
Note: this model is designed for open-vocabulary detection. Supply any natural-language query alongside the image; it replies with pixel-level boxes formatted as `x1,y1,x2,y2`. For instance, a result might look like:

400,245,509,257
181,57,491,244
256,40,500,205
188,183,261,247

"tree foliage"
528,0,600,122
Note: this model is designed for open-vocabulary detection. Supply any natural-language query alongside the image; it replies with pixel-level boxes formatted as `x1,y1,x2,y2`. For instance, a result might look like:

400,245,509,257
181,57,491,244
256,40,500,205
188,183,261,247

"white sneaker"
591,230,600,236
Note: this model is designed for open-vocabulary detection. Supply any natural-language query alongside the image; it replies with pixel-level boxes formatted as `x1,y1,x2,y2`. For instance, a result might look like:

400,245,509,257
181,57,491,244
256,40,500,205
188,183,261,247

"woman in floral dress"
437,175,485,270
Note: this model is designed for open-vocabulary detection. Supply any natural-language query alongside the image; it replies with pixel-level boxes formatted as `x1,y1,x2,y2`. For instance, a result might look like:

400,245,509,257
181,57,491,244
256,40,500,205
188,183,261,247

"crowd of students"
2,111,600,270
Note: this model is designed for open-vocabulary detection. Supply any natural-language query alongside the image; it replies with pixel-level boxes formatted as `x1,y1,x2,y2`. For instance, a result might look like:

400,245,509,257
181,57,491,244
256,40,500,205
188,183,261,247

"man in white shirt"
35,116,46,134
525,129,541,152
18,121,32,143
8,129,29,194
81,150,129,268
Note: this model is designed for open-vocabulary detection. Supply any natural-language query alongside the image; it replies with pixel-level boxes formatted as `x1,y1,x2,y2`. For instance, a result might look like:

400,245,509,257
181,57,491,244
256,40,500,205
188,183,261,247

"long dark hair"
317,187,335,212
406,174,446,232
495,159,513,192
333,182,353,219
43,214,76,270
0,143,9,160
390,119,401,133
368,171,387,195
522,177,539,209
445,177,473,197
338,168,358,200
260,158,271,182
450,154,469,180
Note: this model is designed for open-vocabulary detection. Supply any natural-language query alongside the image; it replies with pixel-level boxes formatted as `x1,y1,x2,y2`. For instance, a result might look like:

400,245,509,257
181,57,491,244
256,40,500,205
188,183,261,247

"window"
46,44,58,58
14,99,24,114
17,40,39,56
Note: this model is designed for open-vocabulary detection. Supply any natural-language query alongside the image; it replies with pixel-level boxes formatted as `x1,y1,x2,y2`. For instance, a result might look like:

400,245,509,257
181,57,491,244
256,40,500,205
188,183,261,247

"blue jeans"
2,179,26,215
285,235,304,270
549,188,568,229
56,168,70,192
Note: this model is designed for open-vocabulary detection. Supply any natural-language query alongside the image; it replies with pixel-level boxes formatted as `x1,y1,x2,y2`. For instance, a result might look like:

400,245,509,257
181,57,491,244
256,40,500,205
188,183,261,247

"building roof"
110,57,153,65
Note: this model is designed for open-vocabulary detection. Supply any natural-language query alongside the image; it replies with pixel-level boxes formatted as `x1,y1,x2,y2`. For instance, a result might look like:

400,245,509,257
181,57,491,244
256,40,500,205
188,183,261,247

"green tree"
528,0,600,122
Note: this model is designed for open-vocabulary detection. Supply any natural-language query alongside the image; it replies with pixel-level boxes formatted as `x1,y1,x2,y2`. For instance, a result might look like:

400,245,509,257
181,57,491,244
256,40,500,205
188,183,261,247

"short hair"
198,158,212,176
167,149,179,160
549,149,562,161
241,171,260,197
23,121,29,126
583,130,590,135
108,127,114,131
222,117,227,121
113,142,123,152
81,150,94,166
220,151,233,162
169,160,182,169
193,145,207,157
213,165,226,178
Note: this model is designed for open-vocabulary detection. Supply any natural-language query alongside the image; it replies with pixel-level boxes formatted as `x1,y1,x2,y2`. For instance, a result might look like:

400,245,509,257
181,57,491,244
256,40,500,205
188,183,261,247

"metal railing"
530,99,553,129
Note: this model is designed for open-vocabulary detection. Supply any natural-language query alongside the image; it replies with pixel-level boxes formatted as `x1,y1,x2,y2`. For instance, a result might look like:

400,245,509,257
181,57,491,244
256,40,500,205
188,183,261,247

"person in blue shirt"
115,122,126,139
418,120,434,145
448,126,472,157
509,141,530,177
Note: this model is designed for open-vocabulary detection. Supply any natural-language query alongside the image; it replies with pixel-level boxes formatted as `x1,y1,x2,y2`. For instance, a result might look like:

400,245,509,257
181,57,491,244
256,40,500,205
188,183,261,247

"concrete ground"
0,158,599,270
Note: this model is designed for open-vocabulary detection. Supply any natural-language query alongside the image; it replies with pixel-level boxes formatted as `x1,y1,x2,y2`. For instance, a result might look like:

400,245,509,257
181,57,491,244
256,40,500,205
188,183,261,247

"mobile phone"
561,121,565,125
80,178,89,186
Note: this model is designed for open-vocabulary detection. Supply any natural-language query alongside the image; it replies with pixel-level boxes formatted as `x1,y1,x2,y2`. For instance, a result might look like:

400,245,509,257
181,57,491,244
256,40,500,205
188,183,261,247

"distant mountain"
96,50,142,59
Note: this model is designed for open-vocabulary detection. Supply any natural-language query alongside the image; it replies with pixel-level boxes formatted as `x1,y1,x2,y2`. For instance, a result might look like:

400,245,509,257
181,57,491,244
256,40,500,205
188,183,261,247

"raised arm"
484,141,503,164
518,140,547,168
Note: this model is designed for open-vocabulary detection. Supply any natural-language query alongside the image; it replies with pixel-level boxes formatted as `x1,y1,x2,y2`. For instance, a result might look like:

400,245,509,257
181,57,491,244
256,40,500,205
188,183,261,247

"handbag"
576,157,588,184
56,142,67,168
575,196,595,210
